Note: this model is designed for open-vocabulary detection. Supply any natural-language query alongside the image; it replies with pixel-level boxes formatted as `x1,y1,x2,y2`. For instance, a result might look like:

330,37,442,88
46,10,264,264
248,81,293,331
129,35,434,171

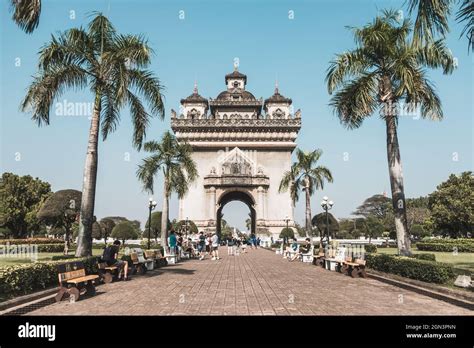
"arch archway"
216,190,256,237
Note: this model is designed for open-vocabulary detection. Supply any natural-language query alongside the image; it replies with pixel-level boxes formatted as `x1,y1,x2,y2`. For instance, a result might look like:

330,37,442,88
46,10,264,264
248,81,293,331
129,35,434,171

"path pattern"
27,248,472,315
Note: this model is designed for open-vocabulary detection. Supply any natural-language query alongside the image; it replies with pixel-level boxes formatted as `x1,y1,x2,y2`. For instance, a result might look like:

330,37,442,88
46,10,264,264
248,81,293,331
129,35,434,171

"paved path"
27,248,471,315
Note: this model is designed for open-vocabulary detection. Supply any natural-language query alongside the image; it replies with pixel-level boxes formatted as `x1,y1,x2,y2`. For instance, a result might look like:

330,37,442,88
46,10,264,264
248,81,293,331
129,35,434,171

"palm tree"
21,13,165,256
407,0,473,52
326,10,454,255
137,131,197,248
279,148,333,237
10,0,41,33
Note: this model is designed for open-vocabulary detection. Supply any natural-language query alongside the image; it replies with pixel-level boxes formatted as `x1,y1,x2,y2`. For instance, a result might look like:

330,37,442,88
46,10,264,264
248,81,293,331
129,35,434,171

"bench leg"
68,287,80,303
103,272,113,284
85,281,96,296
350,267,359,278
359,268,367,278
55,287,67,303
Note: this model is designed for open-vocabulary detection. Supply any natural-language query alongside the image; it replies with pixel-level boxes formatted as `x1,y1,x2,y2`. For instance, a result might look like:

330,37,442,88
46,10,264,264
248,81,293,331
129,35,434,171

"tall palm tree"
10,0,41,33
21,13,165,256
279,148,333,237
326,10,454,255
407,0,473,52
137,131,197,248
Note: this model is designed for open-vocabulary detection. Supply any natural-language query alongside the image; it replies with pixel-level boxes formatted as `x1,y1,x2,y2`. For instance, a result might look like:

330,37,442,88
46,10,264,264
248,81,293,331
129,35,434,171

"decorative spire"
274,79,279,94
193,80,198,94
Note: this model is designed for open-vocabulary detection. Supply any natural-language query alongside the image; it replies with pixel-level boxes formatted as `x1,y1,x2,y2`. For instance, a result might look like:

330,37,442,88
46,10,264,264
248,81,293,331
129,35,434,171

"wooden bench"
98,261,118,284
341,257,367,278
145,249,168,267
55,261,99,303
313,251,325,267
129,248,154,274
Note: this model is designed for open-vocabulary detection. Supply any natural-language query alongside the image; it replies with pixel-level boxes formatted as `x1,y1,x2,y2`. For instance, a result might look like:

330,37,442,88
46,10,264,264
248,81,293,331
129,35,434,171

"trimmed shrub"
365,253,455,284
51,255,76,261
364,244,377,253
416,239,474,252
0,238,63,245
0,256,98,301
36,244,65,253
412,253,436,262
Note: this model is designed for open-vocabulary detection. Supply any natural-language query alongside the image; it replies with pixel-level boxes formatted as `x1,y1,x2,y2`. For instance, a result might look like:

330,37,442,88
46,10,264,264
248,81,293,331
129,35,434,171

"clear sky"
1,0,472,231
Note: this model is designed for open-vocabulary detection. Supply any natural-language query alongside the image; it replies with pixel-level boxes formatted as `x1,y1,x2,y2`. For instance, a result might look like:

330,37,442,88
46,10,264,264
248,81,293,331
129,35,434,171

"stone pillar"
209,186,216,220
257,186,264,220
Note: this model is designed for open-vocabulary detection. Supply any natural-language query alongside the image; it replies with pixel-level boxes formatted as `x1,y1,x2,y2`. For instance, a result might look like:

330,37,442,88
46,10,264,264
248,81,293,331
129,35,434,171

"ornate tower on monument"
171,66,301,239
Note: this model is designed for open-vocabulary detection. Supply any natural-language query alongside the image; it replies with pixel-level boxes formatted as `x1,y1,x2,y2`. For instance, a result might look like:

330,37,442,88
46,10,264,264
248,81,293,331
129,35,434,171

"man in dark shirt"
102,240,130,280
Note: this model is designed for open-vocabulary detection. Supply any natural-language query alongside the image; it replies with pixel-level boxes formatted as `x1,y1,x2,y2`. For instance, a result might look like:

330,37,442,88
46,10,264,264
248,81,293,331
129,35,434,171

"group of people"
283,237,312,261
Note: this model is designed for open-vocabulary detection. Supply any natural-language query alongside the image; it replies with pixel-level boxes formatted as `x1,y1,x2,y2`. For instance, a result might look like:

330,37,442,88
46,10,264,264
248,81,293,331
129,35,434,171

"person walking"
227,235,235,255
168,230,177,255
205,233,211,257
198,231,206,260
211,233,220,260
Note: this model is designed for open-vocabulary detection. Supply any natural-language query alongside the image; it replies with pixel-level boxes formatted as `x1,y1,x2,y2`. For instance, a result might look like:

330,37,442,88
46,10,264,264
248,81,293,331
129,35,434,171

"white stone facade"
171,68,301,240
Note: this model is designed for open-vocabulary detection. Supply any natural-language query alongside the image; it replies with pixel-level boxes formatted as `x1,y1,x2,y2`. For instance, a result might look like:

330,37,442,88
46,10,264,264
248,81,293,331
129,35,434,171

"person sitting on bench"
284,238,298,259
102,240,130,281
289,238,312,262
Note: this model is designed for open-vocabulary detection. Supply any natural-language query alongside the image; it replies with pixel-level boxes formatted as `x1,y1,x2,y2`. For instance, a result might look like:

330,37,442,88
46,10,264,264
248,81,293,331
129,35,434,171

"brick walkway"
27,248,471,315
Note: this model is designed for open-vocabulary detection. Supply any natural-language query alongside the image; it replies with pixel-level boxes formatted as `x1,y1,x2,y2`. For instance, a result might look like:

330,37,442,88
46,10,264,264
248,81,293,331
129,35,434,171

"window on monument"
233,81,240,88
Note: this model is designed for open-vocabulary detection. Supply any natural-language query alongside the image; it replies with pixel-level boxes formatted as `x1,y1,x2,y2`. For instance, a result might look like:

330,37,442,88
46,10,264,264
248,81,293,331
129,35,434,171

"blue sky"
1,0,472,231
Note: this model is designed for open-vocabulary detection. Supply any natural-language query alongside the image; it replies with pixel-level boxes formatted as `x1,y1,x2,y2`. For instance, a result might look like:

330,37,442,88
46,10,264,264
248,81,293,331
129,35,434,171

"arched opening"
216,190,256,237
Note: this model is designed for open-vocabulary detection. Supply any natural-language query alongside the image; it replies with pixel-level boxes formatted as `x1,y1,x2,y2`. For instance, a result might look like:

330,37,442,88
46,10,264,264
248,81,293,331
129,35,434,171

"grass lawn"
0,248,104,267
377,247,474,274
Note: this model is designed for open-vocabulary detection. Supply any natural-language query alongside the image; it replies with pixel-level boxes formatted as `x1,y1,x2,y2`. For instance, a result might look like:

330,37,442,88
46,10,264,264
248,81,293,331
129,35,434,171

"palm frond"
21,64,88,126
10,0,41,34
406,0,452,46
456,0,474,52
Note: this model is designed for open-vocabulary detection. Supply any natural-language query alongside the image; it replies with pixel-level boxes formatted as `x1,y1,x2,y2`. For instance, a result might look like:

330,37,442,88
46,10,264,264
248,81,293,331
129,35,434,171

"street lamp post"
320,196,334,246
185,217,189,239
284,215,290,245
147,197,157,250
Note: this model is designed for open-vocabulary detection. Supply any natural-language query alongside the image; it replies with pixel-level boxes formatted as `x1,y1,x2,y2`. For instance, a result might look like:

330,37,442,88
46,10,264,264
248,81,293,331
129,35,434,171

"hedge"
0,256,99,301
0,238,63,245
36,244,65,252
364,244,377,253
416,239,474,252
365,253,455,284
412,253,436,262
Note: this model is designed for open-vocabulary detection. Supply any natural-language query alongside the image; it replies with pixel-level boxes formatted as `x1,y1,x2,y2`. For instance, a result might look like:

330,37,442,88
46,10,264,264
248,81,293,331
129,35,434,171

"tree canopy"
428,171,473,237
111,221,140,243
0,172,51,237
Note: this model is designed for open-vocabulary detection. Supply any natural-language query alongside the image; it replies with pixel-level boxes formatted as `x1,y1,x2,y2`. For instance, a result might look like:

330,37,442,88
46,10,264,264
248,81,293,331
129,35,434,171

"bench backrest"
57,261,86,284
130,248,147,263
355,258,366,266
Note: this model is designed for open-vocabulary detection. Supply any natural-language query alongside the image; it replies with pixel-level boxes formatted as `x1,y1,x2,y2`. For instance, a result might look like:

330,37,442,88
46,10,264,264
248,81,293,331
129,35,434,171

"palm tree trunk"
161,172,170,249
385,111,411,256
76,93,101,257
305,183,312,238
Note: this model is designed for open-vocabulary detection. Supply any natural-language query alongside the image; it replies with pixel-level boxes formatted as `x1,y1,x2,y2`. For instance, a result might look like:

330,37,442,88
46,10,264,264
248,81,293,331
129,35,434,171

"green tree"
311,212,339,241
353,194,391,219
0,173,51,237
9,0,41,34
137,131,198,247
144,211,169,242
279,148,333,236
326,10,454,255
361,215,385,244
410,224,432,240
21,14,165,257
279,227,295,241
37,189,81,254
111,221,139,244
428,172,473,237
98,218,115,244
172,219,198,235
406,0,473,51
